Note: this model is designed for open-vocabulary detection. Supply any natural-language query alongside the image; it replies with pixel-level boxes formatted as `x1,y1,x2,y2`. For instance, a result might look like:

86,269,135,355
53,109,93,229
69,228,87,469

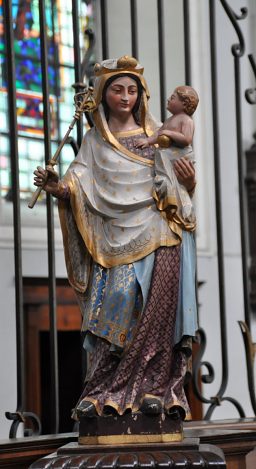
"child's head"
175,86,199,116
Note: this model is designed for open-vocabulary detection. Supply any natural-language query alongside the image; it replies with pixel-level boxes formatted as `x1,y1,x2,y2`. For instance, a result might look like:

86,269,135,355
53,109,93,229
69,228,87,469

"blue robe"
81,231,197,352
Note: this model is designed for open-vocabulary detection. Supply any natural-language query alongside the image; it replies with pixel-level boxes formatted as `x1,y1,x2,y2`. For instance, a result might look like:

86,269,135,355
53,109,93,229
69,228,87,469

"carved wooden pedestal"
29,414,226,468
29,440,226,468
79,412,182,444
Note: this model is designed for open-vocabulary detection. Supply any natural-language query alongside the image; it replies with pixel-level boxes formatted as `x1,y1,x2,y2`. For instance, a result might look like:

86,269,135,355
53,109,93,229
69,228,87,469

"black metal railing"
39,0,59,434
238,15,256,418
191,0,256,419
2,0,256,437
2,0,84,437
191,0,247,419
3,0,33,438
191,0,231,417
130,0,138,59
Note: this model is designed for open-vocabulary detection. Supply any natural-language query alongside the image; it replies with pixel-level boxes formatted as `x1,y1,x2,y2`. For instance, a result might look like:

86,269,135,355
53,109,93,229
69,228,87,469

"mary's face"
105,76,138,117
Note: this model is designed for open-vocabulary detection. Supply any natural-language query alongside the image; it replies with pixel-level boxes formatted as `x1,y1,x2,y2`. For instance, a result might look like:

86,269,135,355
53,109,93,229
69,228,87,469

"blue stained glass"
10,0,58,95
0,1,3,55
20,172,30,190
1,171,9,186
0,136,8,153
19,158,29,172
0,111,7,131
0,0,94,200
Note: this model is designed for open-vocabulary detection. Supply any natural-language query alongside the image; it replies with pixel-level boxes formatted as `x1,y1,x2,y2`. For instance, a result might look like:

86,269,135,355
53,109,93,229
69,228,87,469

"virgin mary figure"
34,55,198,421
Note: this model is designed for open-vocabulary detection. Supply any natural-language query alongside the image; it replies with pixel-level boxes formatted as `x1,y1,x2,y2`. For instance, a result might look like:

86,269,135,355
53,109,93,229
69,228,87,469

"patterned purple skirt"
76,246,191,419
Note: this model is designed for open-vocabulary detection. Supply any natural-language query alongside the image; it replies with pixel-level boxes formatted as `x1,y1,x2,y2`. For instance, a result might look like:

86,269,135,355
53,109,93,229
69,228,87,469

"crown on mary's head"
94,55,144,77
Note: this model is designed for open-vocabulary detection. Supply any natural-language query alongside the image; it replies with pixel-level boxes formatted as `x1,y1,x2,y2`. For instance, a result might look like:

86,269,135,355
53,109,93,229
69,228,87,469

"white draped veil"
58,56,187,294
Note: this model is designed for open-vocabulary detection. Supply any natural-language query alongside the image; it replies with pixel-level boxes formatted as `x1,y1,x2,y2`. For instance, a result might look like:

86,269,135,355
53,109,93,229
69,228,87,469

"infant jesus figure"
136,85,199,231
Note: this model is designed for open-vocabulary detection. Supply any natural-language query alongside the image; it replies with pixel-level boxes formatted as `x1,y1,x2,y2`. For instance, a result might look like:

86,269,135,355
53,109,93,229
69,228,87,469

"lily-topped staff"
28,86,96,209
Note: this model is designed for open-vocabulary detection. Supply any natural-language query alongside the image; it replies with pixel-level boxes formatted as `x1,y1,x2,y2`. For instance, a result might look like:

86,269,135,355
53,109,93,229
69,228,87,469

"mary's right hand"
33,165,59,194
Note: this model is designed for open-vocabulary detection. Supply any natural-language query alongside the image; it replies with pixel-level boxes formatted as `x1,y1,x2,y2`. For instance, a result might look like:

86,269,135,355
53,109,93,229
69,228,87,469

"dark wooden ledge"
0,419,256,468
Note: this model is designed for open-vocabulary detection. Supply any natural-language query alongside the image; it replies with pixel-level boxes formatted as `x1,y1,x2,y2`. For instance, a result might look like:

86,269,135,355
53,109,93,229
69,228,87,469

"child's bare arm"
135,131,159,148
159,117,194,147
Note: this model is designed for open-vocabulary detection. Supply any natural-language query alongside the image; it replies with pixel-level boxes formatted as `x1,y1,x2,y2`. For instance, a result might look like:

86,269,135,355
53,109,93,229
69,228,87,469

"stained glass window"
0,0,94,200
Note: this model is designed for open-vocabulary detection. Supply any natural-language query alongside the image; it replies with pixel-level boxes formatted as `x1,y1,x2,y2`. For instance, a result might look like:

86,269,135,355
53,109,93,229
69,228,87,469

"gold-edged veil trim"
111,127,144,138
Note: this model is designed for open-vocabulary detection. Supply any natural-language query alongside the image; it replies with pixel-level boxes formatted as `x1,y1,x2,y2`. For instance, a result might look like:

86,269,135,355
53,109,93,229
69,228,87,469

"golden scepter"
28,86,96,209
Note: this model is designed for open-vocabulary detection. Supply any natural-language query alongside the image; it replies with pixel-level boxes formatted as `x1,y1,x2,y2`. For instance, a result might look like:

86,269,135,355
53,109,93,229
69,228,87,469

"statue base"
29,438,226,468
28,415,227,468
78,412,182,445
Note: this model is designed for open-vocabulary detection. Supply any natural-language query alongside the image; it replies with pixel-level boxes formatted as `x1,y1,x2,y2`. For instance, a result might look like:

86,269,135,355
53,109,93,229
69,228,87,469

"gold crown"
94,55,144,77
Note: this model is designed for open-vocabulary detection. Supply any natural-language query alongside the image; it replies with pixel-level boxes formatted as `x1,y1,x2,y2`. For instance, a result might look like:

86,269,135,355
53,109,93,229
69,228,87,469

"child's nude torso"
161,113,192,133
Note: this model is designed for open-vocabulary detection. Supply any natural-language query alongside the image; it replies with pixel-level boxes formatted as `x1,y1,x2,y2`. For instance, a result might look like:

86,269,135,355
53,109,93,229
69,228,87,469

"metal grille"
2,0,256,437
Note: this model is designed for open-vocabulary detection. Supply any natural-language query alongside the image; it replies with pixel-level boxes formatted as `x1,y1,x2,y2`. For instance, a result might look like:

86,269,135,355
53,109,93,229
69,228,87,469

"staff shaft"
28,116,79,209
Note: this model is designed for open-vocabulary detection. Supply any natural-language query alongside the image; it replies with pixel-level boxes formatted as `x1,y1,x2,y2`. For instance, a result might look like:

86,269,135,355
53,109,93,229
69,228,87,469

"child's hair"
176,86,199,116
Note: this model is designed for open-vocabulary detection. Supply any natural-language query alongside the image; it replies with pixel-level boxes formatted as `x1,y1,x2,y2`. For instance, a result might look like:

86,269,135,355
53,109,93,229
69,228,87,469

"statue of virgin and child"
34,55,198,422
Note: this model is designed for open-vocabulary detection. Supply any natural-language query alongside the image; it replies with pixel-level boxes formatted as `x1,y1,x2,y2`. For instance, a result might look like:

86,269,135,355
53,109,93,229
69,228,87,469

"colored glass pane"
0,0,94,201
